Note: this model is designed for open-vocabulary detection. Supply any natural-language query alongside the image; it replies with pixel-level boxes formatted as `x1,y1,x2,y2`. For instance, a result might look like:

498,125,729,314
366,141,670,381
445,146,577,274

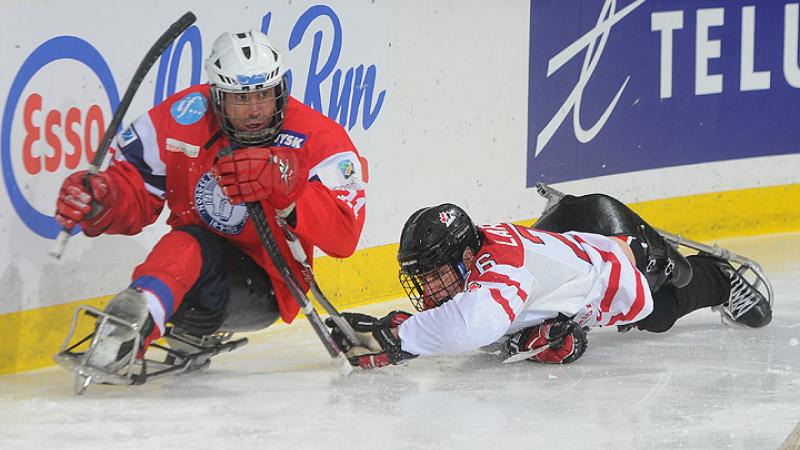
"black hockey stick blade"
50,11,197,260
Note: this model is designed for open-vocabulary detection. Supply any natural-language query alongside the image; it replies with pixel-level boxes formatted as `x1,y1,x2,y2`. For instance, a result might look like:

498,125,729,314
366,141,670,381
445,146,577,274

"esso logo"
1,36,119,238
21,94,104,174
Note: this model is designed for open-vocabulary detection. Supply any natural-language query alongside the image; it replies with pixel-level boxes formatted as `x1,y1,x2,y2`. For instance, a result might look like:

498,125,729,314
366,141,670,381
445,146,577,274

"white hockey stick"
274,215,363,348
501,344,551,364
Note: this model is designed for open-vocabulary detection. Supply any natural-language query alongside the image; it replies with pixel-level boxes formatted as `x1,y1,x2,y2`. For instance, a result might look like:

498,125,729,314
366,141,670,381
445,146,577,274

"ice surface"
1,233,799,450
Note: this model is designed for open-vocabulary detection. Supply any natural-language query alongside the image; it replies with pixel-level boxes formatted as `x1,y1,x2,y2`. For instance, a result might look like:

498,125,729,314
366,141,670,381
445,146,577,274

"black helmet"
397,203,482,310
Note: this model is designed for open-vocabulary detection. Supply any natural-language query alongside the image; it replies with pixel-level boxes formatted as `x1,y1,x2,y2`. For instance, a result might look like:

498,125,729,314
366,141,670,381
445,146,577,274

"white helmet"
205,29,288,146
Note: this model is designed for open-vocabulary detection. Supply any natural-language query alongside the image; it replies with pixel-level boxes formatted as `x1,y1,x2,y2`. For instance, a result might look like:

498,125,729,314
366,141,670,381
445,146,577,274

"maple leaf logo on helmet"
439,212,455,227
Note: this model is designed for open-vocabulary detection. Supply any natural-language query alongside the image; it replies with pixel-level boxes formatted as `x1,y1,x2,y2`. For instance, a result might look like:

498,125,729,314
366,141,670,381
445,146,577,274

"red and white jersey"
398,223,653,356
98,84,366,323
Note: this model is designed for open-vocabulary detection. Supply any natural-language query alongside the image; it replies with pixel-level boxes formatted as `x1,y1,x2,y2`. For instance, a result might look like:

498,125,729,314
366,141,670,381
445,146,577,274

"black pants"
170,226,279,336
635,255,730,333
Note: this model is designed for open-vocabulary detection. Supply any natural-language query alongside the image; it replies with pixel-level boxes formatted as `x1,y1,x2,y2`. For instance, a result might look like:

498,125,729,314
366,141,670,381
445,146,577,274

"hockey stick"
274,217,362,347
501,343,550,364
49,11,197,259
247,201,353,375
214,146,352,374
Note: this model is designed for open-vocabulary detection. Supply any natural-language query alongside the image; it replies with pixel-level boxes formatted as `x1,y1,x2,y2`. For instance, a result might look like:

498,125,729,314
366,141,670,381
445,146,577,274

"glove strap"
373,320,417,365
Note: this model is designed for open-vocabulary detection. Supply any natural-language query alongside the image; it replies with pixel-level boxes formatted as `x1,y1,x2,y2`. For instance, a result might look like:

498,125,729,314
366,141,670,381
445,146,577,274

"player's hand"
214,146,307,209
325,311,417,369
507,320,588,364
55,171,117,236
325,312,382,354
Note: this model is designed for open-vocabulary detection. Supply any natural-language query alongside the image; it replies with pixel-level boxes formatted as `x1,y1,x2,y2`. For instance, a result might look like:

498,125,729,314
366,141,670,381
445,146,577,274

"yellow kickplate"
2,183,798,375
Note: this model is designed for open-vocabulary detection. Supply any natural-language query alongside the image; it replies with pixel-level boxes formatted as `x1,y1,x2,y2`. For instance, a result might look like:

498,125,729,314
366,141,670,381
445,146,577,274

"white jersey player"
398,221,652,356
326,202,772,369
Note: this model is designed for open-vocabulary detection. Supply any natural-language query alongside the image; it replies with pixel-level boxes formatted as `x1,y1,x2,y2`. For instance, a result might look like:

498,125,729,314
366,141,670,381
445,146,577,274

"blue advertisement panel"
528,0,800,185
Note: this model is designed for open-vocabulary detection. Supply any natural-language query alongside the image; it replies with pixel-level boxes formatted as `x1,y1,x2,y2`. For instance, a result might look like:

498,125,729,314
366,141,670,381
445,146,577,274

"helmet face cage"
397,203,481,311
205,30,288,147
399,262,468,311
209,77,288,147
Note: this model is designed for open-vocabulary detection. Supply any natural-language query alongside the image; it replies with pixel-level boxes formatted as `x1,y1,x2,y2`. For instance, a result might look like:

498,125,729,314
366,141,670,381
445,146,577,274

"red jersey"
102,84,366,323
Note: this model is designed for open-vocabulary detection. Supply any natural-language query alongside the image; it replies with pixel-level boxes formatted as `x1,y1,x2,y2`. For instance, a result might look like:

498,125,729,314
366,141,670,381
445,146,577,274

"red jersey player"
54,30,366,375
326,202,772,369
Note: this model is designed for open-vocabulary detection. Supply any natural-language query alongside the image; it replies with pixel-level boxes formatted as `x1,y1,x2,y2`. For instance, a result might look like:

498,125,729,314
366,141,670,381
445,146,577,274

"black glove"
325,312,380,353
506,320,588,364
325,311,417,369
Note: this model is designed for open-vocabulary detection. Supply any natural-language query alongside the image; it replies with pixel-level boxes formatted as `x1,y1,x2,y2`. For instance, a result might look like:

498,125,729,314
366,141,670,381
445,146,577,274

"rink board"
2,183,799,375
1,1,799,374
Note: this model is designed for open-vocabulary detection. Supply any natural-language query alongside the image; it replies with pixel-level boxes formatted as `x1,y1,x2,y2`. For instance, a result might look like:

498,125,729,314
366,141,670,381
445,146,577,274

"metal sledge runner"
534,182,774,328
55,304,248,395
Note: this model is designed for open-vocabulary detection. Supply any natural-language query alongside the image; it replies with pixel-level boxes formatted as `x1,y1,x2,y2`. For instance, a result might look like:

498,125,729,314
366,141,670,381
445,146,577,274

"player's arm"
293,136,365,258
398,277,530,356
213,126,365,258
325,260,537,368
55,116,165,236
325,281,527,369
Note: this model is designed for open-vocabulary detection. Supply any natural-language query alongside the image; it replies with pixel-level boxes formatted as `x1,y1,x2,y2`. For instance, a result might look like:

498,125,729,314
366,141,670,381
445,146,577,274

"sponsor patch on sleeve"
338,159,355,179
309,152,363,191
116,125,139,148
170,92,208,125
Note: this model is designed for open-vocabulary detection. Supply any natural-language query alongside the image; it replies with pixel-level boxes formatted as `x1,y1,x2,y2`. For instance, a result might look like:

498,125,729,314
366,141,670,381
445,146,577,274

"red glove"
55,171,117,237
214,147,308,209
56,170,118,237
507,321,588,364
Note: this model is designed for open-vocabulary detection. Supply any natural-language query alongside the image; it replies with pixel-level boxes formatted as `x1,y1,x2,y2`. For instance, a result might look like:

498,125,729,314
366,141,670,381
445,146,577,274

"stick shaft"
246,201,352,374
49,12,197,260
275,217,362,347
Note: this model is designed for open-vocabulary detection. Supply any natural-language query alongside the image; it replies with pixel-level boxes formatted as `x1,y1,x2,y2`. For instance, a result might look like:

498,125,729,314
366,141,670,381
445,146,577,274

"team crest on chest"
194,172,249,234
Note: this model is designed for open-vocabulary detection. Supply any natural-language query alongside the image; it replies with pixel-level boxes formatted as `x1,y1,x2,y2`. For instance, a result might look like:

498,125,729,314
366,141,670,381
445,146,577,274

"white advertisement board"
0,0,797,320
